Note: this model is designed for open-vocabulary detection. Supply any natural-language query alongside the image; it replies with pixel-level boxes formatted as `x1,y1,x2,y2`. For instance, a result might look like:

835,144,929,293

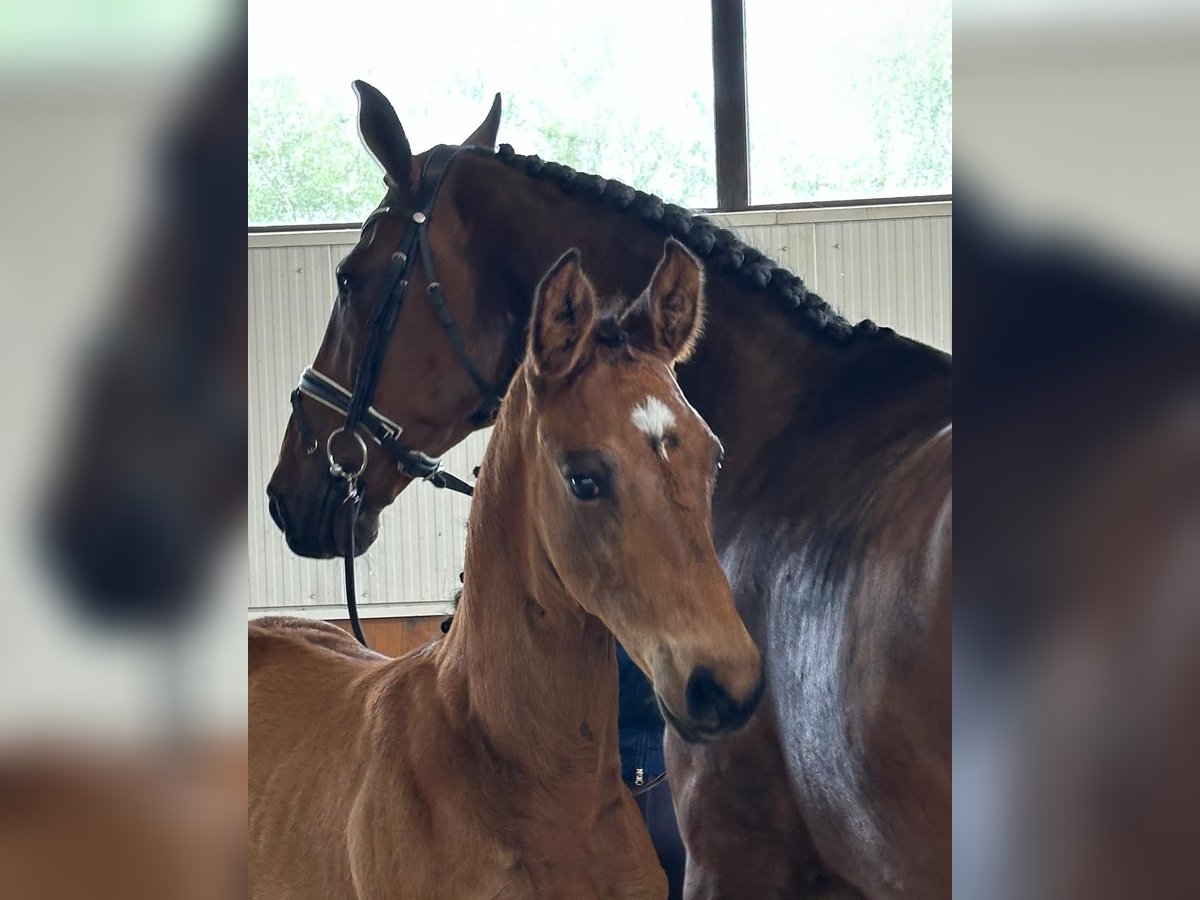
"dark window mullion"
711,0,750,211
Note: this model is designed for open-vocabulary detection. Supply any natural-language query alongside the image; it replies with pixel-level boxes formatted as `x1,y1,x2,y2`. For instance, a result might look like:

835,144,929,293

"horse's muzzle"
265,477,378,560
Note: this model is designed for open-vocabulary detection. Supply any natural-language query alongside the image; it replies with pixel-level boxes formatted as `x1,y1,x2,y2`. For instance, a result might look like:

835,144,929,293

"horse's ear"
352,80,413,190
464,93,502,150
530,249,597,381
629,238,705,362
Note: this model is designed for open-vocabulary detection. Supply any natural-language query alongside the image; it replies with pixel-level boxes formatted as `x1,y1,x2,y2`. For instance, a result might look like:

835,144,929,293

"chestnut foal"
249,240,763,900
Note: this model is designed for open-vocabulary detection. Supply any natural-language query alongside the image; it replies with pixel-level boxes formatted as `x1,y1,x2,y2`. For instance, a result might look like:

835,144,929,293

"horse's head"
267,81,516,558
521,240,763,741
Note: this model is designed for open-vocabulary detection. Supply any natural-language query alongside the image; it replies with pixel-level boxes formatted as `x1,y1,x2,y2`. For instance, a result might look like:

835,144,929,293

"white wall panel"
249,203,951,615
708,202,951,352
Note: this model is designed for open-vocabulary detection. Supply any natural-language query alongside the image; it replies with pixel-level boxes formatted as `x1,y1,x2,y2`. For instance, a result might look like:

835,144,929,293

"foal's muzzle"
657,668,765,743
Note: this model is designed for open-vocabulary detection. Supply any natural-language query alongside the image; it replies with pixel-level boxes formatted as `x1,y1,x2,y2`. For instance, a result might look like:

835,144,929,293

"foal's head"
520,239,763,742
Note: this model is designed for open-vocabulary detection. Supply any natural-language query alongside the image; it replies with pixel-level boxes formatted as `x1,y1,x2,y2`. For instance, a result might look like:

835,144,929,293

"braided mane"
492,144,881,343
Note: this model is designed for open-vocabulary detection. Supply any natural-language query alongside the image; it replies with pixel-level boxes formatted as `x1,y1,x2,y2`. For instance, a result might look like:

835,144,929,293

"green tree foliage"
249,76,718,225
249,75,384,224
864,1,952,193
249,4,950,225
747,1,951,203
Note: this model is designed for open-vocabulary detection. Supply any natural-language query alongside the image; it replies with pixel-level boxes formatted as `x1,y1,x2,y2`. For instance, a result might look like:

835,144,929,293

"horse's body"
254,243,763,899
267,86,951,898
674,421,951,899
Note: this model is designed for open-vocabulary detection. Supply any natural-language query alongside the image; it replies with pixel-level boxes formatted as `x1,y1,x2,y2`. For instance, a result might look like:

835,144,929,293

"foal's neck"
436,374,621,779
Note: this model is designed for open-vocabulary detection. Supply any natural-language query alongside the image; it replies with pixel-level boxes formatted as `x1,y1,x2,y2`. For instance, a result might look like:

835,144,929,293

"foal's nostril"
686,666,737,728
685,665,763,734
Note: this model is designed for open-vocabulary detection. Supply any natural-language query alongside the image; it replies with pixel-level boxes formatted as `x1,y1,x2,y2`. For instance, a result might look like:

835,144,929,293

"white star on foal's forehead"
631,396,677,452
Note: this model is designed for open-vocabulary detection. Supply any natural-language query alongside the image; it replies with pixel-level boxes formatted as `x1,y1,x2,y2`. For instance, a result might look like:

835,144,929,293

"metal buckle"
326,427,368,481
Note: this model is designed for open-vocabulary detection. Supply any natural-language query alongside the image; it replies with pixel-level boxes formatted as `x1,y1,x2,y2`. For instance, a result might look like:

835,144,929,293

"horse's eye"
567,474,602,501
336,272,352,294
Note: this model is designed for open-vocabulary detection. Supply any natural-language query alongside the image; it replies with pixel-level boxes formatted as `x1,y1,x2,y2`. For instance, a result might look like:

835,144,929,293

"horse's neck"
458,155,950,512
457,155,949,459
679,273,950,507
435,377,622,779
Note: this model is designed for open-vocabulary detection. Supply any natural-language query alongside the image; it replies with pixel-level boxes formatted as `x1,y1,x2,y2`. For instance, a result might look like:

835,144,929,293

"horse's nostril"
266,487,287,532
686,666,736,726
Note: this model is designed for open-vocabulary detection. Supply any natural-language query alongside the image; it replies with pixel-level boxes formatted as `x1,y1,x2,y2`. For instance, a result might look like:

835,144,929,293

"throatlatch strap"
417,227,502,410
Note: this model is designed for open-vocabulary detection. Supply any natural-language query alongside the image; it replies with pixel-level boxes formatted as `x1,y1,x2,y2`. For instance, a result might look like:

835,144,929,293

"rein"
290,143,500,647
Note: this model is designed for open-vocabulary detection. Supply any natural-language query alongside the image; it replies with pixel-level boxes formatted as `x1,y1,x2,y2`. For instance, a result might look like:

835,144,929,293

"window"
745,0,951,204
248,0,951,226
248,0,716,227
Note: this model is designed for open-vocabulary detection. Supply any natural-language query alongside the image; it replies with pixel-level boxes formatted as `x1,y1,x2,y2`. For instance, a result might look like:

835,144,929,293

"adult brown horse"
251,242,763,899
267,83,951,899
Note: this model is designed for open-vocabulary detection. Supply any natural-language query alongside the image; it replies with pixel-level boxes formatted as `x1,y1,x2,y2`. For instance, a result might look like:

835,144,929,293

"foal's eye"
567,474,602,501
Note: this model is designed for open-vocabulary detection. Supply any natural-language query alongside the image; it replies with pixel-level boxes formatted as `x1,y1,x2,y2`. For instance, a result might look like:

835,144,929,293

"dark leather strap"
425,468,476,495
343,228,416,432
341,147,441,433
417,226,502,410
343,486,367,646
311,144,496,486
298,367,474,497
298,367,404,446
302,144,494,649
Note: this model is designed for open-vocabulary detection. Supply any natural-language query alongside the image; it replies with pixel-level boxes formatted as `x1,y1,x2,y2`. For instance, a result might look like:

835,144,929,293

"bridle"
289,143,502,647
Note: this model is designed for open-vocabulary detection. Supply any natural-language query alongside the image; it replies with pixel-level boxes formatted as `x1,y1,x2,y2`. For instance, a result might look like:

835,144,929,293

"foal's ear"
464,93,502,150
353,80,413,190
628,238,705,362
530,249,597,381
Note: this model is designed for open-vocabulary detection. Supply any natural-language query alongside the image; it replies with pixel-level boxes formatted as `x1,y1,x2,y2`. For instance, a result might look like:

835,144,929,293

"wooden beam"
326,615,445,657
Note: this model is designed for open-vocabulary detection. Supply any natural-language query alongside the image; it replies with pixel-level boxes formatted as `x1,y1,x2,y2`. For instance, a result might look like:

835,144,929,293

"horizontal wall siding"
247,232,491,617
249,203,951,615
